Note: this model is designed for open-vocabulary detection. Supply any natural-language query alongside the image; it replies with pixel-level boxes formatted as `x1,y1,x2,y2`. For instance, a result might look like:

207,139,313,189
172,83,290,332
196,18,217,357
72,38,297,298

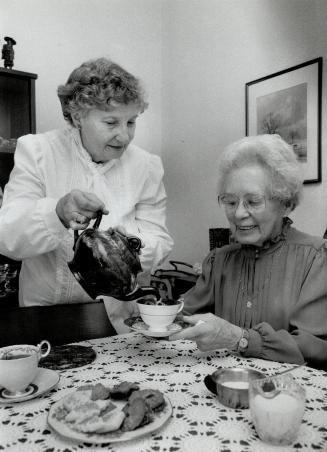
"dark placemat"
39,344,96,370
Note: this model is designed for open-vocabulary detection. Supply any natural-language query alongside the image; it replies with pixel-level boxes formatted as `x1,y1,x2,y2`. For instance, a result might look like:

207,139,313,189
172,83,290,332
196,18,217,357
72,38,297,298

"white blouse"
0,127,173,306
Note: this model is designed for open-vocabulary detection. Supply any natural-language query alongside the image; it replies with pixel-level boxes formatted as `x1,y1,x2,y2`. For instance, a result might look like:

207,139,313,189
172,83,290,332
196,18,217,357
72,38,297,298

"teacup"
137,297,184,332
0,340,51,396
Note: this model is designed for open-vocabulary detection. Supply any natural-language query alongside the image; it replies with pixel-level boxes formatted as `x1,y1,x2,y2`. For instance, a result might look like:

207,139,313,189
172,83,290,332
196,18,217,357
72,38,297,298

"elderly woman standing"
170,134,327,370
0,58,173,309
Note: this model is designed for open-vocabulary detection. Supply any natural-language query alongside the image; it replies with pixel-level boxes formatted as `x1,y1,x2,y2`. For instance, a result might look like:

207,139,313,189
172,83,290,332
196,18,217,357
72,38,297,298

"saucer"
124,316,183,337
0,368,60,403
1,383,38,399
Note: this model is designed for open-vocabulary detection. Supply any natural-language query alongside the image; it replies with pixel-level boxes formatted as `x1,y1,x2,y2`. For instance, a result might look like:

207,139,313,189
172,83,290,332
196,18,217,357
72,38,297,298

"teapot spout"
121,285,160,302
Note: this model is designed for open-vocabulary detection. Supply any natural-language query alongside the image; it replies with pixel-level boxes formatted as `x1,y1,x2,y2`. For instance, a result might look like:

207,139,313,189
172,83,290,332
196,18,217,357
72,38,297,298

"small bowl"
205,367,266,409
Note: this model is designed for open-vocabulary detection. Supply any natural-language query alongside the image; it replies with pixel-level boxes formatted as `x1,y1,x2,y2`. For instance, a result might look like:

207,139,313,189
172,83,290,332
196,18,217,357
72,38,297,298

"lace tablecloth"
1,333,327,452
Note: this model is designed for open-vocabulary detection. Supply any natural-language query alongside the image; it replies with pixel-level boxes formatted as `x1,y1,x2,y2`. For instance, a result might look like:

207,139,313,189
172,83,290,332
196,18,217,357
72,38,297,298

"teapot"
68,211,160,301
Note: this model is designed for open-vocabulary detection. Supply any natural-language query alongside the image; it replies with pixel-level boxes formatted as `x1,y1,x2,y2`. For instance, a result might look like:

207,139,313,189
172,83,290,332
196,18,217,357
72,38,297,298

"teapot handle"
73,230,79,250
73,210,103,250
93,210,103,229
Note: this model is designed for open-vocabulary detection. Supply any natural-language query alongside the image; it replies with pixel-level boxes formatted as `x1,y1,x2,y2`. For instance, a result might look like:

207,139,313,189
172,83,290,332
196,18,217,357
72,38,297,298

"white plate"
124,316,183,337
0,368,60,403
48,392,172,444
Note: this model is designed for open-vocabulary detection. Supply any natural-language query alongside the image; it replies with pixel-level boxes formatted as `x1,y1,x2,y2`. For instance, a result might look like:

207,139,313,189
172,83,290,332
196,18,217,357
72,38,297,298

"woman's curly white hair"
217,134,303,210
57,57,148,125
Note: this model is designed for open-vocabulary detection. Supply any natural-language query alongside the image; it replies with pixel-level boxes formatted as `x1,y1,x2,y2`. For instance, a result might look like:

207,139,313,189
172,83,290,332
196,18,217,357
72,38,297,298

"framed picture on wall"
245,57,322,184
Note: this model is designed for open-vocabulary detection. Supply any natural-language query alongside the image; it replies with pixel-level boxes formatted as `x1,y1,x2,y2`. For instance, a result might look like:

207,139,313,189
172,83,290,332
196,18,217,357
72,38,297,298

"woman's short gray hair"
217,134,303,210
57,57,148,125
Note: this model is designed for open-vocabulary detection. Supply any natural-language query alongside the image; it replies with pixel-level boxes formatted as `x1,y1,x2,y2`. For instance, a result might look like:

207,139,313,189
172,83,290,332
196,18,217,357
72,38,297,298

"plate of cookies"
48,381,172,444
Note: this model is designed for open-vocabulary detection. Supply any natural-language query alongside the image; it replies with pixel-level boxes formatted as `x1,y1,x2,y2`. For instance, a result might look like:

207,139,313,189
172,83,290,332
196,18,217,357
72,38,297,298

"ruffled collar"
240,217,292,257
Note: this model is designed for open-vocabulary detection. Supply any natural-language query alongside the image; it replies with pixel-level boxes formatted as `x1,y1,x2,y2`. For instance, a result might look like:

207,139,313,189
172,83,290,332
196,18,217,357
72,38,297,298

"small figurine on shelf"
2,36,16,69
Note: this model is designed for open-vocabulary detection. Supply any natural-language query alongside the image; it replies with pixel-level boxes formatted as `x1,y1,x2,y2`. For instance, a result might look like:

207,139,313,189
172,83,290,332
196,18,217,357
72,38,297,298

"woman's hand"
56,189,109,229
168,313,243,351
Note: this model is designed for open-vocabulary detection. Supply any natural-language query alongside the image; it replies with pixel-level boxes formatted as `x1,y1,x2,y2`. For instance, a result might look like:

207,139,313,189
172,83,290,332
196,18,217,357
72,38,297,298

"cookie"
121,398,151,431
90,383,111,401
129,389,165,411
110,381,140,399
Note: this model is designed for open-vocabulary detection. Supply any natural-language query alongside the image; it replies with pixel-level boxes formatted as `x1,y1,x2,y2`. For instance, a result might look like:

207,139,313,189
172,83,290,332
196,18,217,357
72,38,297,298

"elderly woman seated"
170,134,327,370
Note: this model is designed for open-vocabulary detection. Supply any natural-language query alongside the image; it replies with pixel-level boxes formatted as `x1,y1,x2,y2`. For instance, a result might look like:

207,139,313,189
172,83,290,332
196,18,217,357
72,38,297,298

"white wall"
162,0,327,264
1,0,163,155
1,0,327,266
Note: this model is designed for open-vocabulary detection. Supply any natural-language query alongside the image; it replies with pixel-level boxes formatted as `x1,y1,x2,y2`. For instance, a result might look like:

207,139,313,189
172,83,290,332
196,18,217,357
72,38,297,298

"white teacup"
0,341,51,396
137,298,184,332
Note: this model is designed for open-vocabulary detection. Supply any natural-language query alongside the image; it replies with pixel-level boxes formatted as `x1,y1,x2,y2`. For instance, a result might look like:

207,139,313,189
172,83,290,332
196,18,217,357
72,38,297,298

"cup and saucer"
124,297,185,338
0,341,60,403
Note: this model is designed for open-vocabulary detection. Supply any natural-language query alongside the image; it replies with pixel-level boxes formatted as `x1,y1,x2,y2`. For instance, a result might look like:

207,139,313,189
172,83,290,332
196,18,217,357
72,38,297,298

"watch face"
239,337,248,350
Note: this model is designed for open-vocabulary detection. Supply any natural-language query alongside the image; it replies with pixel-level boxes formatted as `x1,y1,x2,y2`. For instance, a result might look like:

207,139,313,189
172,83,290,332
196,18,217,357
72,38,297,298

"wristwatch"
237,328,249,355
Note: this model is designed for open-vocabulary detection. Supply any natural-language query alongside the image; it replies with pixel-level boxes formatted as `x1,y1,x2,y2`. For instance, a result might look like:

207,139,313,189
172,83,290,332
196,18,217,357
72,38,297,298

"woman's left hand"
169,313,243,351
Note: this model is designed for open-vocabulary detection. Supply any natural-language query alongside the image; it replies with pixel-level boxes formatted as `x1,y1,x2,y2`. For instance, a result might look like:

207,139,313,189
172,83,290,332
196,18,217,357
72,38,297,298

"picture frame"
245,57,322,184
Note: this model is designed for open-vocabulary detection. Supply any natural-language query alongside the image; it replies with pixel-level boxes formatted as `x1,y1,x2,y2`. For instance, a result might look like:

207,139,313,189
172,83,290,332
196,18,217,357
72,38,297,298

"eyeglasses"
218,193,266,214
